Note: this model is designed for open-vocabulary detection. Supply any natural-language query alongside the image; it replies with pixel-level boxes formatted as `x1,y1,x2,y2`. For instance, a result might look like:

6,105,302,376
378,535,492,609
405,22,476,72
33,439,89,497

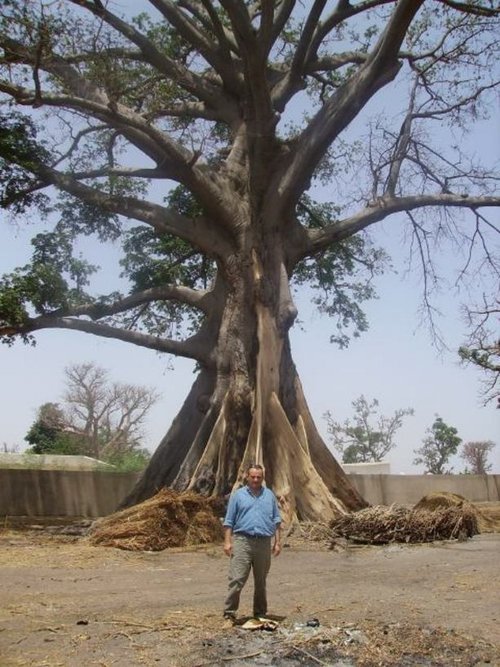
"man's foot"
222,613,236,629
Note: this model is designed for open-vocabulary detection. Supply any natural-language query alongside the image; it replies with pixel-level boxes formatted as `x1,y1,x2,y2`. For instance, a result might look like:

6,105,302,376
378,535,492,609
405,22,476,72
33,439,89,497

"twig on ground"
290,645,329,665
101,619,156,629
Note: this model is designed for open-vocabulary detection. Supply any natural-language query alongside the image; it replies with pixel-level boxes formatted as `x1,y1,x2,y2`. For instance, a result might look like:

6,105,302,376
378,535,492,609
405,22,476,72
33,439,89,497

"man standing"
223,463,282,624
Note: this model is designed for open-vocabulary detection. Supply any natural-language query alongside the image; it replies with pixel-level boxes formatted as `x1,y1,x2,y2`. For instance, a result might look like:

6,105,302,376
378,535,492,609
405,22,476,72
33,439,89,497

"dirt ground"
0,520,499,666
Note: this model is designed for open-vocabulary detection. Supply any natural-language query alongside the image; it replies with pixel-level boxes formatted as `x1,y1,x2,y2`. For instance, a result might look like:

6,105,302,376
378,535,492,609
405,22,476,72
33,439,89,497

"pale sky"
0,0,498,473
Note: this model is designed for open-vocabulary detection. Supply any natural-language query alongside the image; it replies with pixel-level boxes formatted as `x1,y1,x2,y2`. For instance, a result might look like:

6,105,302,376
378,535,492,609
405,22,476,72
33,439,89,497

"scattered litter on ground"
88,489,224,551
195,619,498,666
240,617,279,631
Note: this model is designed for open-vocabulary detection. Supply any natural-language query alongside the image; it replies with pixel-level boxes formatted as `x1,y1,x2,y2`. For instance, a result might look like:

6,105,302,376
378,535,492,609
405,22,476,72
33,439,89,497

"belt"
235,532,269,539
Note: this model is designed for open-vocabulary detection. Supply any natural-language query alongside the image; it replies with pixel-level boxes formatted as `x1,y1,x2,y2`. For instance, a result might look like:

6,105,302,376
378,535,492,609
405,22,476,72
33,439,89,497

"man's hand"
224,542,233,557
272,542,282,557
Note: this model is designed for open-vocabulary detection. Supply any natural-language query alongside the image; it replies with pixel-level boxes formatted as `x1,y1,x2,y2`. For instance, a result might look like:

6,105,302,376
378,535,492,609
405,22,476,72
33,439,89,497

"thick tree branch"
275,0,425,213
1,145,231,256
66,0,237,111
147,0,242,93
3,316,210,363
436,0,500,17
0,80,236,228
306,0,395,65
66,285,213,319
298,194,500,259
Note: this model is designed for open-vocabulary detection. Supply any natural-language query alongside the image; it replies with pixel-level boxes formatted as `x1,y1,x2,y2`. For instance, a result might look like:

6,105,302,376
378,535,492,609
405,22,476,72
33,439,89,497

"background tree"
413,416,462,474
0,1,499,520
324,396,413,463
25,364,158,469
460,440,495,474
62,362,159,464
459,296,500,408
25,402,79,455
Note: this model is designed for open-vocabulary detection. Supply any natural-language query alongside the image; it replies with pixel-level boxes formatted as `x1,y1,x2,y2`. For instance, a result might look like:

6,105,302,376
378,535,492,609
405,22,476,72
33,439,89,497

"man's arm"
273,524,282,556
224,526,233,557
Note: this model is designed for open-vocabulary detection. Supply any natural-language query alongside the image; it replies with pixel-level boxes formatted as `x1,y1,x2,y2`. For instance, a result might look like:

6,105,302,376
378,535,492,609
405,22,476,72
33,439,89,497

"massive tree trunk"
123,236,367,523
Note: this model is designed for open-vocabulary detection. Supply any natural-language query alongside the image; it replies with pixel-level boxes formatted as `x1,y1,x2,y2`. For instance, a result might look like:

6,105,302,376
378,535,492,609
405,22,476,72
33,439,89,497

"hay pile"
330,499,480,545
413,491,468,511
89,489,224,551
415,491,500,534
474,502,500,533
284,521,333,549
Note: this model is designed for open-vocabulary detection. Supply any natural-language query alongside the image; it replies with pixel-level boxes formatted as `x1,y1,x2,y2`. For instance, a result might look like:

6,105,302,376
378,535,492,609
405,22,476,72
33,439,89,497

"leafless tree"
63,363,160,460
461,440,496,474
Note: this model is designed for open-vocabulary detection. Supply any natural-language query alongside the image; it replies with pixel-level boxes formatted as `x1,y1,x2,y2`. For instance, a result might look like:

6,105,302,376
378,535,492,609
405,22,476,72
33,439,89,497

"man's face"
247,467,264,491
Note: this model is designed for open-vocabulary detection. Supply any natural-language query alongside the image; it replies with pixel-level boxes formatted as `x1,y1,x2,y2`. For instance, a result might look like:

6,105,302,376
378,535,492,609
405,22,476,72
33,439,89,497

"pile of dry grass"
330,501,480,545
284,521,332,549
413,491,468,511
415,491,500,534
474,502,500,533
89,489,224,551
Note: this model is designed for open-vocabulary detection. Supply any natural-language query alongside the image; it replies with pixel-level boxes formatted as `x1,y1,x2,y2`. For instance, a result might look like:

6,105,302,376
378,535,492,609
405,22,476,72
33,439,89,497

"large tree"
0,1,499,521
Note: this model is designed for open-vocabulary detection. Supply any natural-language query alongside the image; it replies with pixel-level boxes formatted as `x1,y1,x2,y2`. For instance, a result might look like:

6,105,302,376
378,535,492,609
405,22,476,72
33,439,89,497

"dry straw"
330,492,481,545
89,489,224,551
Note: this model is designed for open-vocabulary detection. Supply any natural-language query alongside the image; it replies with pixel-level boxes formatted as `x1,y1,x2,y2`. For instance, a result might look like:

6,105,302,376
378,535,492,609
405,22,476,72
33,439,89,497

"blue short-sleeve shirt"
223,486,281,537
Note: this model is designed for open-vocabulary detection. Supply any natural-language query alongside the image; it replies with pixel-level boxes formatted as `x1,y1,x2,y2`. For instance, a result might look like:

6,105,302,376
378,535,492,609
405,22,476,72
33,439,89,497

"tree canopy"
324,395,413,463
413,415,462,474
0,1,499,519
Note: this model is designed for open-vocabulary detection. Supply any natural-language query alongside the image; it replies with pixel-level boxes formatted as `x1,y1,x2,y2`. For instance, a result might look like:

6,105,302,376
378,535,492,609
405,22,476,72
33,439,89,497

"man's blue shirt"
223,486,281,537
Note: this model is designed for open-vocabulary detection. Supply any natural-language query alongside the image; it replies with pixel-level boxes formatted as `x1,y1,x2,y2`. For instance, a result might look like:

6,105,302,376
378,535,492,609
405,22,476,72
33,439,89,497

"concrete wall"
0,469,139,518
349,473,500,506
342,462,391,475
0,469,499,518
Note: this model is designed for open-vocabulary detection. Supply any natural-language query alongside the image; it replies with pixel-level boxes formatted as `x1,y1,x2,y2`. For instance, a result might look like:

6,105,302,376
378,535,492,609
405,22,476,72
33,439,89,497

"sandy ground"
0,523,499,667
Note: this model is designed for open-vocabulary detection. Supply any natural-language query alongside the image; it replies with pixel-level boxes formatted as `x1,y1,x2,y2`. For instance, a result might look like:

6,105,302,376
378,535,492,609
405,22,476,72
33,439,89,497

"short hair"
246,463,264,473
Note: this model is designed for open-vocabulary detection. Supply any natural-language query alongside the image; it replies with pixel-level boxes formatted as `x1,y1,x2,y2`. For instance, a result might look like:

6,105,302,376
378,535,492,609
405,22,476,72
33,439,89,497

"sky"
0,0,498,474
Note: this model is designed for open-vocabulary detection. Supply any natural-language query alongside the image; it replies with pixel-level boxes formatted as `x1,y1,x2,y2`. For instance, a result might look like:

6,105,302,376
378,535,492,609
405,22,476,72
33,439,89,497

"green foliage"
0,228,98,343
294,197,389,347
413,416,462,474
25,402,83,455
0,112,50,214
106,448,151,472
324,396,414,463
